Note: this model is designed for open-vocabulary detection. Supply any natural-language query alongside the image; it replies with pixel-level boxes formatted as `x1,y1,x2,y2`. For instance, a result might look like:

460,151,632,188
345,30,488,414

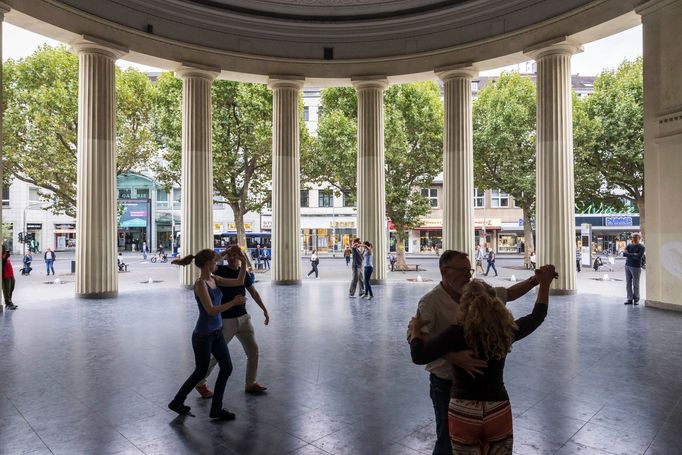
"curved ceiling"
3,0,641,83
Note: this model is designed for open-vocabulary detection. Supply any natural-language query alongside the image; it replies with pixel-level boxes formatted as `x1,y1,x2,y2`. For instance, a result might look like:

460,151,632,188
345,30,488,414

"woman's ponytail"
171,254,195,266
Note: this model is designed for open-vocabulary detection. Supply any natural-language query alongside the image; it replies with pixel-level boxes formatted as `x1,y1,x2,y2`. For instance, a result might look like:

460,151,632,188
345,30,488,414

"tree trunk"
395,227,408,270
230,203,247,248
522,206,535,269
636,197,645,239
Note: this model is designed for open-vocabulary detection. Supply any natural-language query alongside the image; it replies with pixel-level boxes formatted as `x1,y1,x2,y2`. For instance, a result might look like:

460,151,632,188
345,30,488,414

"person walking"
623,233,645,305
348,238,365,298
168,249,248,420
485,248,498,277
407,250,541,455
409,266,556,454
474,245,485,274
307,250,319,278
2,246,17,310
388,252,397,272
22,252,33,276
142,241,148,260
344,245,351,267
195,245,270,398
529,251,537,270
576,246,582,272
362,241,374,300
44,248,56,275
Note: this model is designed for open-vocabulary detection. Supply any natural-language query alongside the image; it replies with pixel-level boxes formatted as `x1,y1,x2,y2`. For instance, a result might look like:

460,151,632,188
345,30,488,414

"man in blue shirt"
623,233,645,305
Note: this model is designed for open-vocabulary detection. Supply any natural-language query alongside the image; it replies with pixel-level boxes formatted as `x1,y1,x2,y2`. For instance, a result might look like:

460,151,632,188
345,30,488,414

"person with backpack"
307,250,319,278
485,247,498,277
44,248,56,275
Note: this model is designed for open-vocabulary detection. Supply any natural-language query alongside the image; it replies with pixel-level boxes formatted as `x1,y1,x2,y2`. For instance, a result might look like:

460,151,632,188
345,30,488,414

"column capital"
0,3,11,18
175,63,220,81
351,76,388,91
268,76,305,90
524,37,583,61
435,63,478,82
69,35,128,60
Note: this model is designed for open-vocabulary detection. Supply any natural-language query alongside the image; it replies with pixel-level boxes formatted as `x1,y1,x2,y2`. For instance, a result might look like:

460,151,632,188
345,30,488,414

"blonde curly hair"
456,279,518,360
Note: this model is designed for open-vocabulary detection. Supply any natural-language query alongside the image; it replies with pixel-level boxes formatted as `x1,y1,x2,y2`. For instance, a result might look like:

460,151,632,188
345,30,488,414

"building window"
343,190,355,207
319,190,333,208
29,186,41,204
2,187,9,206
474,188,485,208
421,188,438,208
118,188,132,200
491,189,509,208
172,188,181,209
303,106,310,122
157,189,168,208
136,188,149,200
301,190,309,207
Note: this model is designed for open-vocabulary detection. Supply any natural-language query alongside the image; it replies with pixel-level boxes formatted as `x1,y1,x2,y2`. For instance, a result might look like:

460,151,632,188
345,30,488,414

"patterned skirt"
448,399,513,454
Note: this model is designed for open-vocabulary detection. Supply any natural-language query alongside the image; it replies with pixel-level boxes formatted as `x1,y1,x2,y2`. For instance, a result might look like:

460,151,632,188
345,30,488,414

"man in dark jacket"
623,233,645,305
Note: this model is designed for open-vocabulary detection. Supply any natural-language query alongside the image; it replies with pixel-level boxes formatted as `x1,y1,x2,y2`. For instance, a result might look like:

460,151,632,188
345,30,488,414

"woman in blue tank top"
168,248,248,421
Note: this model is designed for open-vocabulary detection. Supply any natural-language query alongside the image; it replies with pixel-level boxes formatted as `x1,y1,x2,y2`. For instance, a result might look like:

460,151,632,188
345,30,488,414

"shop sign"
226,223,253,232
331,220,356,228
474,218,502,229
26,223,42,230
118,200,149,228
214,223,223,234
419,218,442,228
55,223,76,230
261,220,272,230
605,216,633,226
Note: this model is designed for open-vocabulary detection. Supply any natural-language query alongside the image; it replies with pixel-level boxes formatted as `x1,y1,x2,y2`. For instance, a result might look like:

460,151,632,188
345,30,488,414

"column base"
272,279,301,285
370,279,386,285
645,299,682,312
549,288,577,296
76,290,118,299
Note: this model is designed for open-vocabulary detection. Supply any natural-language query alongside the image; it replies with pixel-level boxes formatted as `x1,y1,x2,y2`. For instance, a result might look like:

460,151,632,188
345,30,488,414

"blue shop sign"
605,216,633,226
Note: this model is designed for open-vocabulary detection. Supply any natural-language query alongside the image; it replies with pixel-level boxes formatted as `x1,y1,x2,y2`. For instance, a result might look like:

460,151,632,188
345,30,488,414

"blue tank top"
194,281,223,334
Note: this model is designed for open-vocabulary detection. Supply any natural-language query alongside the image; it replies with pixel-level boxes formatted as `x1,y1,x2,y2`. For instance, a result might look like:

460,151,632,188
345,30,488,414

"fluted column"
526,40,582,294
0,5,8,309
268,77,304,284
352,77,388,283
70,38,127,298
176,66,219,287
437,65,478,259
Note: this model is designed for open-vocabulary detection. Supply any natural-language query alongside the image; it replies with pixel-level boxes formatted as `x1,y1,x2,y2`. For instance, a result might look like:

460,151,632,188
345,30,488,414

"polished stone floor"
1,279,681,455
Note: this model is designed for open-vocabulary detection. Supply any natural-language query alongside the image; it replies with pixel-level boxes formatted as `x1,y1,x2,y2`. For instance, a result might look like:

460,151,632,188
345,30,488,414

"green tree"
152,76,306,247
473,72,537,260
302,82,443,266
573,58,644,230
2,45,155,217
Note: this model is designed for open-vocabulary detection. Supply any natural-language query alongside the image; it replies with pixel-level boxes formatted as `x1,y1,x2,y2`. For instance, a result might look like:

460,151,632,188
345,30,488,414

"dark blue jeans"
429,373,453,455
363,266,374,297
485,261,498,276
173,329,233,413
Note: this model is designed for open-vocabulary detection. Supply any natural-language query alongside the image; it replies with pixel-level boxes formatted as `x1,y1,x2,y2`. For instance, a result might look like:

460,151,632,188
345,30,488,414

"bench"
394,264,421,272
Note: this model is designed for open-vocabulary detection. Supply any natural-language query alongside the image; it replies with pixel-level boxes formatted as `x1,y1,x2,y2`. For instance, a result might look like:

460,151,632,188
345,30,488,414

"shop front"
26,223,42,253
118,199,151,251
302,218,356,253
156,213,180,250
54,223,76,251
474,218,501,251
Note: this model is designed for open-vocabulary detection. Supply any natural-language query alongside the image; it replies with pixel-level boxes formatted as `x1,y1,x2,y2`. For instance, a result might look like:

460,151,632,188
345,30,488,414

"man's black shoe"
624,300,633,305
634,300,640,305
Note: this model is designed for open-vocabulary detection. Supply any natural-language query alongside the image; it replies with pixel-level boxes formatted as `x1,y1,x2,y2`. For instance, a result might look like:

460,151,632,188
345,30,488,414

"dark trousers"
363,266,374,297
576,259,581,272
429,374,453,455
345,256,350,267
173,329,233,413
307,262,319,277
2,277,15,305
485,261,498,276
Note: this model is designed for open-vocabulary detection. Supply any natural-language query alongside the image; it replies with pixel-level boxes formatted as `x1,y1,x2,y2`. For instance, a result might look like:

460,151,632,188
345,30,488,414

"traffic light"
18,232,24,243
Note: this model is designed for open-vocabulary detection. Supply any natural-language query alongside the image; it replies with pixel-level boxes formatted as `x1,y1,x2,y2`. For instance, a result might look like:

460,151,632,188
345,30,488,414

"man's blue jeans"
429,373,453,455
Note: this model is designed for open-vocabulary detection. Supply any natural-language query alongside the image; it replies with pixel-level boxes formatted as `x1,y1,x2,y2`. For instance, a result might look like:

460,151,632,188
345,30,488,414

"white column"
526,40,582,294
437,65,478,259
637,0,682,312
0,5,8,310
352,77,388,283
175,66,219,287
268,77,304,284
70,38,127,298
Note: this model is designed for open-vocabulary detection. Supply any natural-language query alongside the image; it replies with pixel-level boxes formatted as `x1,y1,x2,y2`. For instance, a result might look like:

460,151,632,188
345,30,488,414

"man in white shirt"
412,250,541,454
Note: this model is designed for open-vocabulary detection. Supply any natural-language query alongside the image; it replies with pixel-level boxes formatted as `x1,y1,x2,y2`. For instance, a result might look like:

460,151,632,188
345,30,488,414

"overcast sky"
3,22,643,76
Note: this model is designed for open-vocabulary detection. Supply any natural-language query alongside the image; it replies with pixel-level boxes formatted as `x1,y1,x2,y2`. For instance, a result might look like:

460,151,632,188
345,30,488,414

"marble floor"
1,279,681,455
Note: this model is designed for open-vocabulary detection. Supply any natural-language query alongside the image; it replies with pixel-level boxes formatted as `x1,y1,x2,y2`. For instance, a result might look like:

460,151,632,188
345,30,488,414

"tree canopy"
2,45,155,217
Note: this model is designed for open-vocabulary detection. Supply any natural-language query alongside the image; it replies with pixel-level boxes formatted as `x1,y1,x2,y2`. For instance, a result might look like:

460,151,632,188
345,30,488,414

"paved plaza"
1,255,681,455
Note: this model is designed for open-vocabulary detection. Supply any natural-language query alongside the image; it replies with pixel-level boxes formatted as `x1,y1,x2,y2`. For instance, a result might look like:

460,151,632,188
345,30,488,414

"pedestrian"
406,250,541,455
348,238,365,298
307,250,319,278
142,241,148,260
344,244,351,267
44,248,56,275
168,248,248,420
22,252,33,276
623,233,645,305
2,246,17,310
409,266,556,454
262,247,270,270
388,252,397,272
474,245,485,274
529,251,537,270
195,245,270,398
576,245,582,272
363,241,374,300
485,248,498,277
